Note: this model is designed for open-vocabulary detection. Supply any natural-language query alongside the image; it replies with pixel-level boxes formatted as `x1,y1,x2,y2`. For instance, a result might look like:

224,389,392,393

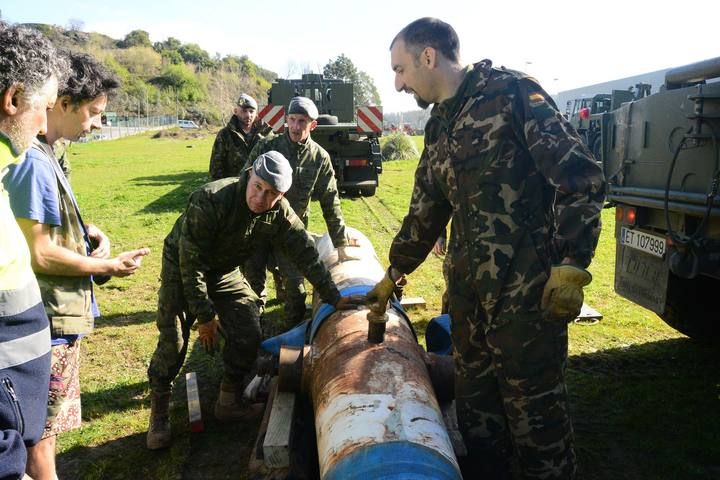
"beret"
236,93,258,109
287,96,318,119
252,150,293,193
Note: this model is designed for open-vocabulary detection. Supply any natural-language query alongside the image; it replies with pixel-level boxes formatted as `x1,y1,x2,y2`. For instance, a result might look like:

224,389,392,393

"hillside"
25,23,277,125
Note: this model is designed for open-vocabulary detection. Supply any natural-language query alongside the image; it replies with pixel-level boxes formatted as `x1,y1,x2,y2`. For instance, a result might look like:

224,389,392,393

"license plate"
620,227,666,258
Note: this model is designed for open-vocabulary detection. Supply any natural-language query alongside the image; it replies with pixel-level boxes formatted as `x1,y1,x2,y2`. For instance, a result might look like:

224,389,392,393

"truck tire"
317,114,338,126
360,186,376,197
660,272,720,343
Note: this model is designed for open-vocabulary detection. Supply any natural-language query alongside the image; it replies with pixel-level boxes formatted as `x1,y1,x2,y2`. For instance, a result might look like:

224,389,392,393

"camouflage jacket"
389,60,605,316
209,116,273,180
248,131,347,247
163,171,342,323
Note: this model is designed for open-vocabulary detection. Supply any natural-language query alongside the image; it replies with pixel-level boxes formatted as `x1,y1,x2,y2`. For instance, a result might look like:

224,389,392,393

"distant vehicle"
177,119,199,129
565,87,644,160
260,73,383,197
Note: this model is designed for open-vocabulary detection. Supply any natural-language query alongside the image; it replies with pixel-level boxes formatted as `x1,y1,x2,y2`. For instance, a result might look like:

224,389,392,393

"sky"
3,0,720,113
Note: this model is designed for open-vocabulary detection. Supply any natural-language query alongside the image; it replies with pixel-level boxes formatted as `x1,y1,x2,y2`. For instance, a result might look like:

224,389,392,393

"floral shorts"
42,340,82,438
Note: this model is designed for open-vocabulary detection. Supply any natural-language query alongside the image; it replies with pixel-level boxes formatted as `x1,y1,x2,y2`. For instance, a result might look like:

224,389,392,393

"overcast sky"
4,0,719,113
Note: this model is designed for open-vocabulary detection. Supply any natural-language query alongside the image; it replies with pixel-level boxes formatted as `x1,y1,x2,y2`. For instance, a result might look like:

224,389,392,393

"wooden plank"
249,378,278,474
400,296,426,310
185,372,203,433
574,303,603,324
263,387,296,468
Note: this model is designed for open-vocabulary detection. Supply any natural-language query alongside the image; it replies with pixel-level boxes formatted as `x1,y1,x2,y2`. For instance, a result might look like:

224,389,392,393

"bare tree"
67,18,85,32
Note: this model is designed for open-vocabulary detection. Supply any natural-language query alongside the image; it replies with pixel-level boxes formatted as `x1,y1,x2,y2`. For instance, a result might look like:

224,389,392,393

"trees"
120,29,151,49
323,54,381,107
178,43,212,68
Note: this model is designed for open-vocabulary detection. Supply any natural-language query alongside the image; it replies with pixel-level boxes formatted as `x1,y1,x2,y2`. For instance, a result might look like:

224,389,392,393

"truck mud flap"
614,242,669,314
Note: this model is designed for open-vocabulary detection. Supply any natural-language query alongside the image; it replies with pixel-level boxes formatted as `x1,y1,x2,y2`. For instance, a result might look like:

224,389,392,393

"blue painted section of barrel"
324,441,461,480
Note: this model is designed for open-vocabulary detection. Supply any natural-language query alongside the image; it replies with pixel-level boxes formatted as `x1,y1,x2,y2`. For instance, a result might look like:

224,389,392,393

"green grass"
54,132,720,479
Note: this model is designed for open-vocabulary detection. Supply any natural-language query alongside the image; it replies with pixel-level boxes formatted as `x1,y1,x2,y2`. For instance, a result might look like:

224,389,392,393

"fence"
83,115,178,142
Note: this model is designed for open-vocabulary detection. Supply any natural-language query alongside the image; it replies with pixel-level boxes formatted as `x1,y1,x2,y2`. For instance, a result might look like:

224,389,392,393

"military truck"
259,73,383,196
566,88,640,159
598,57,720,342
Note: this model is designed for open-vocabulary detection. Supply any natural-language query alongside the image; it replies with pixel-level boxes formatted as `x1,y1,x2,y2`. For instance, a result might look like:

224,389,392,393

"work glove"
432,236,446,256
198,316,220,354
367,267,405,315
541,265,592,322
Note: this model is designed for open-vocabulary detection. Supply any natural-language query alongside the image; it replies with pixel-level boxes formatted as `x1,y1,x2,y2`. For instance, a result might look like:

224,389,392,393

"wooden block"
400,296,426,310
249,378,278,474
185,372,203,433
263,387,296,468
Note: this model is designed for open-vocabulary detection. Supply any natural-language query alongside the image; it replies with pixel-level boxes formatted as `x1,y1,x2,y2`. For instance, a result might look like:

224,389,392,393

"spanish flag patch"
529,92,545,106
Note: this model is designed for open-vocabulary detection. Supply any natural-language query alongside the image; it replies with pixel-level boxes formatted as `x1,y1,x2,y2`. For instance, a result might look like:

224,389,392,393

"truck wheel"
660,273,720,343
360,186,376,197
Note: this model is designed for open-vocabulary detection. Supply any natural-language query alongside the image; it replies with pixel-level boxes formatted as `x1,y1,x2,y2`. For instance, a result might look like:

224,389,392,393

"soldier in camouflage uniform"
208,93,273,179
368,18,605,479
146,151,357,450
244,97,353,329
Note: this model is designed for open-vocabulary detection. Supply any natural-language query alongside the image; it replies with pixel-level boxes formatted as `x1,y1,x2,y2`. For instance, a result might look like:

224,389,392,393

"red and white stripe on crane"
356,106,383,134
258,105,285,132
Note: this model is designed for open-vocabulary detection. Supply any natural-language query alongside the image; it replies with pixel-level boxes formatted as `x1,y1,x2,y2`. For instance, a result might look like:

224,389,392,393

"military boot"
214,381,263,421
146,391,171,450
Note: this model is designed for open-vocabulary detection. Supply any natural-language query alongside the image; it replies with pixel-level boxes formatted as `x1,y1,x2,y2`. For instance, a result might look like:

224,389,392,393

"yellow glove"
198,317,220,354
366,268,404,315
541,265,592,322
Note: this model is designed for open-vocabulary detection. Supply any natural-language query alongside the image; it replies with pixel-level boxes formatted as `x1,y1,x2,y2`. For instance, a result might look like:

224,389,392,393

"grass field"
54,131,719,479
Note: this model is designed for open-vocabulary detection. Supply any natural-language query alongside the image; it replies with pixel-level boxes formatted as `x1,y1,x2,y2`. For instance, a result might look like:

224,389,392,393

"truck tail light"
616,205,637,225
346,159,368,167
579,107,590,120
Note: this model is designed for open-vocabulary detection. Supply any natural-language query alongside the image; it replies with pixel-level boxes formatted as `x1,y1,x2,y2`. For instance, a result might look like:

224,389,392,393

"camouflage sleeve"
209,131,227,180
389,146,453,274
245,137,270,171
312,149,347,248
273,201,341,305
515,78,606,268
178,189,218,323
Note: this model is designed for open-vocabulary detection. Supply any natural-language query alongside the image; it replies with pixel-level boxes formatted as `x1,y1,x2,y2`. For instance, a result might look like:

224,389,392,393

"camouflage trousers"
448,260,576,479
147,258,262,395
244,244,307,330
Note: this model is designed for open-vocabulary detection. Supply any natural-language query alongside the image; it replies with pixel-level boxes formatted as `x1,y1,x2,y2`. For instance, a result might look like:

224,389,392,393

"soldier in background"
0,21,67,480
146,151,358,450
208,93,273,180
245,96,355,330
367,17,605,479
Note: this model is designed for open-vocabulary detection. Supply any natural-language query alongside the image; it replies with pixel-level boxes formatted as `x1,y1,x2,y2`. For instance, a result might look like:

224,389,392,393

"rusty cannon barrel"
267,227,460,480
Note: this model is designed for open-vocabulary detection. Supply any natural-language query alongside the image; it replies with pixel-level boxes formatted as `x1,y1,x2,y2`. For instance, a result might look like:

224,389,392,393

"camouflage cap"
252,150,293,193
236,93,258,109
287,96,318,120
